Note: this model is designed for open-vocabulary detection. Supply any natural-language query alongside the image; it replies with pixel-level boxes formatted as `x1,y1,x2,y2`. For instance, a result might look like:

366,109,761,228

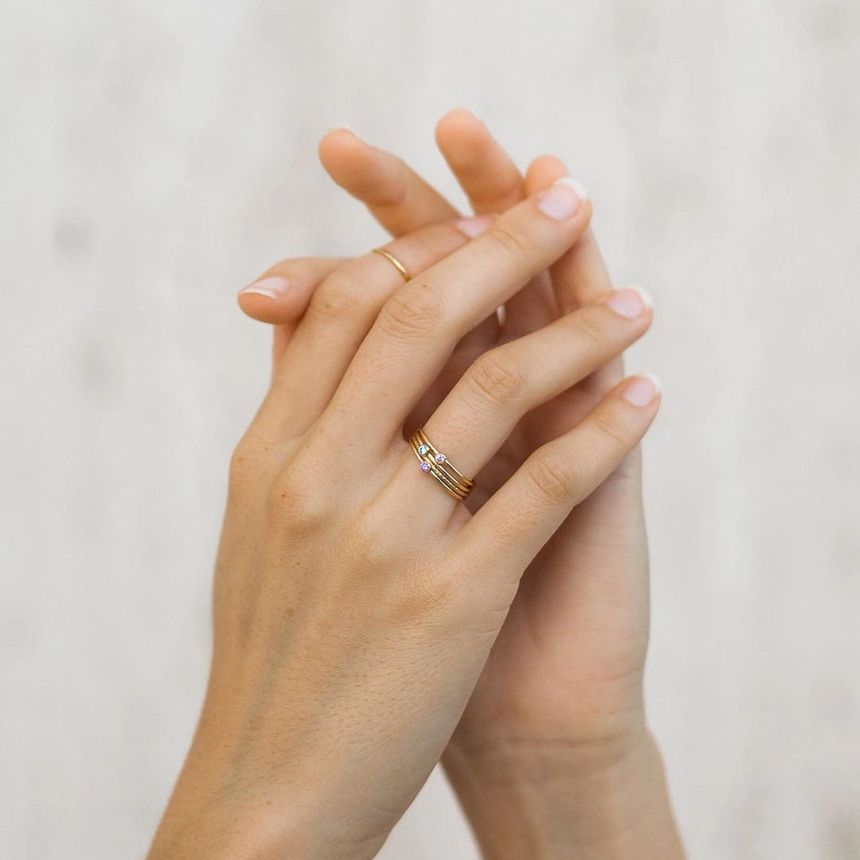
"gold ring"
409,428,475,500
372,247,410,282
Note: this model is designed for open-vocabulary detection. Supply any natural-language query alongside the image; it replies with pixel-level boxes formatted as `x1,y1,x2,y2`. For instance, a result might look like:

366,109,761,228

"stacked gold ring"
409,428,475,501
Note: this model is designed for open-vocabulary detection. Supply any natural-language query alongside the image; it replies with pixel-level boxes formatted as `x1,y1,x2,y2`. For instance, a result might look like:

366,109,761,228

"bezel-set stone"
417,444,430,456
419,462,431,472
434,453,447,464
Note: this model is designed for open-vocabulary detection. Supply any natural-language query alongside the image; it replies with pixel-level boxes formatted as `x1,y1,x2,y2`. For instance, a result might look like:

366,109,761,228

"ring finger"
257,215,492,438
399,286,652,514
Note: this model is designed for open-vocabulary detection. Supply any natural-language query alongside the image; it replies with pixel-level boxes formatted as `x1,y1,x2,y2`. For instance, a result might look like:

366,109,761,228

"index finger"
324,177,592,448
319,128,459,235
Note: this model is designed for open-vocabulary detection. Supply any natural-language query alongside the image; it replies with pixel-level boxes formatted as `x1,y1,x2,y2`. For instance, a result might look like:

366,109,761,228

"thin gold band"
372,247,410,282
412,452,470,499
409,428,475,500
414,429,474,486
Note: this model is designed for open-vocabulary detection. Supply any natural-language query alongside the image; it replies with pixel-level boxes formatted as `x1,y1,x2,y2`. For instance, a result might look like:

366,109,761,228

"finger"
238,257,345,324
551,227,615,312
460,374,661,573
524,154,569,196
437,116,557,338
320,126,502,363
239,257,346,377
526,155,627,399
435,109,524,215
501,154,571,338
271,325,291,377
525,155,612,310
319,128,459,236
257,216,492,438
412,287,652,501
325,177,592,447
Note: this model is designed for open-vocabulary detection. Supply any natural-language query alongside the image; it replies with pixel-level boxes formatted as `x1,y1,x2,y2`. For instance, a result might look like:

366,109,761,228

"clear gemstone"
434,453,447,464
419,462,431,472
417,444,430,456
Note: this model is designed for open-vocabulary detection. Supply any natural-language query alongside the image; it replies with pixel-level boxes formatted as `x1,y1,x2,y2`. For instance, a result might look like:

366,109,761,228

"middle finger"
322,177,592,450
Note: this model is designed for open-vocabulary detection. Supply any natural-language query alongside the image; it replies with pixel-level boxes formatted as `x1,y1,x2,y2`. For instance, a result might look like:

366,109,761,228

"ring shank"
409,428,474,500
372,247,411,282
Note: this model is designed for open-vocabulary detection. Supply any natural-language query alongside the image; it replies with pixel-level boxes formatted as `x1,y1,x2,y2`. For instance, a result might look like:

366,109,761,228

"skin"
148,157,676,859
233,111,684,858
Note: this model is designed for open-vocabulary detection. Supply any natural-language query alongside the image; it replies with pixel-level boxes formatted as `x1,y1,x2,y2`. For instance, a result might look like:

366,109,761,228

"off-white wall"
2,1,859,857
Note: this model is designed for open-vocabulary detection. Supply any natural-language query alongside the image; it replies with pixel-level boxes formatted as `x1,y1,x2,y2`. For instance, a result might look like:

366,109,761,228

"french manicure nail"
606,285,652,318
240,276,290,299
456,214,493,238
622,374,661,407
536,176,589,221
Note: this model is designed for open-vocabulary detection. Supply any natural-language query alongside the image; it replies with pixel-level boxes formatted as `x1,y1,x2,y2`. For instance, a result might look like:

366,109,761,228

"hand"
150,178,660,859
237,111,682,860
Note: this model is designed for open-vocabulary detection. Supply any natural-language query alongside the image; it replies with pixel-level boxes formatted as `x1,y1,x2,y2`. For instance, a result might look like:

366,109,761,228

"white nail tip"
240,287,279,299
642,372,662,393
241,276,289,299
555,176,590,201
629,284,654,308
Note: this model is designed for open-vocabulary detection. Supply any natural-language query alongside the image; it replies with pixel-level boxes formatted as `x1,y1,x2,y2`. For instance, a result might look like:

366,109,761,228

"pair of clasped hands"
149,111,684,859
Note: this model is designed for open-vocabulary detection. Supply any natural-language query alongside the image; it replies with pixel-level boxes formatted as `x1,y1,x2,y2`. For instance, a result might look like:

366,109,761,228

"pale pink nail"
536,177,588,221
606,286,652,319
622,374,661,407
240,276,290,299
456,214,493,238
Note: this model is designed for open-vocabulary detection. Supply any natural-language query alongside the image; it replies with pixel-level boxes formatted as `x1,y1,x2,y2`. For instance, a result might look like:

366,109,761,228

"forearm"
444,730,684,860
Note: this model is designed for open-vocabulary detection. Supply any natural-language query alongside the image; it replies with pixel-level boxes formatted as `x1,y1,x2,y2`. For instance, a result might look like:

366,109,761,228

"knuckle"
267,464,332,531
467,349,527,408
346,507,393,567
486,222,534,258
526,449,578,504
378,282,445,340
590,411,630,455
568,311,607,357
228,435,270,491
391,563,459,623
309,271,360,321
398,231,434,264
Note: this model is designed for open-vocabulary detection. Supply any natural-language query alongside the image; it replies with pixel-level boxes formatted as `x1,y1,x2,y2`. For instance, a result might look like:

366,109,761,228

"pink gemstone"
434,453,447,464
420,462,431,472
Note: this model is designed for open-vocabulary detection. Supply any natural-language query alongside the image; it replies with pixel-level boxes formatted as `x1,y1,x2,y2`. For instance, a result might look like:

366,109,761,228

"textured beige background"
2,1,859,857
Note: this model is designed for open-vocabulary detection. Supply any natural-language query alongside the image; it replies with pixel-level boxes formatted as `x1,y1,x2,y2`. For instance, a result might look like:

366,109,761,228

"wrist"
443,728,684,860
148,721,382,860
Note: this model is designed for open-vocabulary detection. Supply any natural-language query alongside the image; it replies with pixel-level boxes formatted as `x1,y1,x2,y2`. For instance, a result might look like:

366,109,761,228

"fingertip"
319,126,361,151
436,107,486,136
318,128,377,185
238,276,298,324
237,293,282,324
643,372,662,395
435,108,492,165
525,155,568,194
620,373,662,408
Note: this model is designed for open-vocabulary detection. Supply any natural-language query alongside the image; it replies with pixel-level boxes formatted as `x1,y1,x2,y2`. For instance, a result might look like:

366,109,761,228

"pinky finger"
238,257,345,372
461,374,661,573
237,257,345,325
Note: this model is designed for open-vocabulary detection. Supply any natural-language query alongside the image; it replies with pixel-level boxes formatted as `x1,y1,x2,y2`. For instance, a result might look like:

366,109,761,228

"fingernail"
622,374,661,407
605,285,652,319
240,276,290,299
536,177,589,221
456,214,493,238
